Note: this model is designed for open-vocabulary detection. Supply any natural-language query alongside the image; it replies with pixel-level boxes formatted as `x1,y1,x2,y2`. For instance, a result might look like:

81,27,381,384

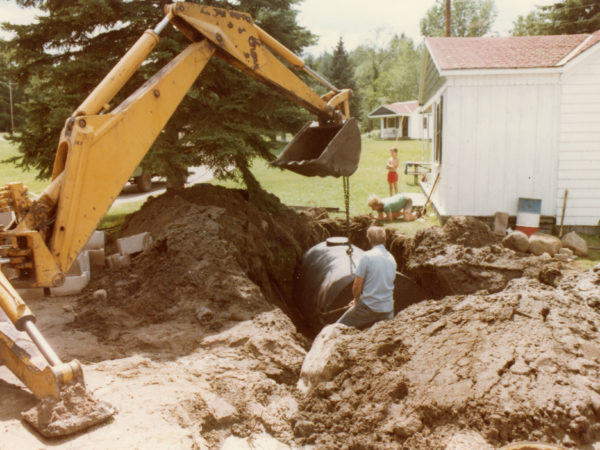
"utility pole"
445,0,451,37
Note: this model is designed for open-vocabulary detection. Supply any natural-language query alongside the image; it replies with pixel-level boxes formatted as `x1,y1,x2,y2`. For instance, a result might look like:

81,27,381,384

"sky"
296,0,557,55
1,0,557,55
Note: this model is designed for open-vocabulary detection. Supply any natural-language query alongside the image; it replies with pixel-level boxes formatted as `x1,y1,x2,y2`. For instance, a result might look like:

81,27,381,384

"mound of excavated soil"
15,188,593,449
294,267,600,449
74,184,327,337
390,216,548,299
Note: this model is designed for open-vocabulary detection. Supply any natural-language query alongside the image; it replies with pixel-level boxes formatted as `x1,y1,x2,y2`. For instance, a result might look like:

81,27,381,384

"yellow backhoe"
0,2,360,436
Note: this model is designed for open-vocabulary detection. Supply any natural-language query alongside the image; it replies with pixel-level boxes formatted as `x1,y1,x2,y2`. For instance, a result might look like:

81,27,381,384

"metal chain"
343,176,352,254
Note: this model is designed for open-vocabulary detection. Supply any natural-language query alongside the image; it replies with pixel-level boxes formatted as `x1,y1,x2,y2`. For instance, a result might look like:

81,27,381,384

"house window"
384,117,400,128
422,116,428,129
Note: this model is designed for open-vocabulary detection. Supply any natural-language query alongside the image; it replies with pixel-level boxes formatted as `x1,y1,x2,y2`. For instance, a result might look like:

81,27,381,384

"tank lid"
326,236,349,246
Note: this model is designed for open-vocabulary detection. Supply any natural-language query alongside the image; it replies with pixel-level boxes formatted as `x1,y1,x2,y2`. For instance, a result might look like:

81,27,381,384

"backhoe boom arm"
0,2,360,408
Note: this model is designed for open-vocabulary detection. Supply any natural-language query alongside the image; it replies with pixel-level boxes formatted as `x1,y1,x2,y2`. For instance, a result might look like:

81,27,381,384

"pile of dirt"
62,184,328,446
7,187,595,449
294,267,600,448
74,184,327,336
390,216,550,299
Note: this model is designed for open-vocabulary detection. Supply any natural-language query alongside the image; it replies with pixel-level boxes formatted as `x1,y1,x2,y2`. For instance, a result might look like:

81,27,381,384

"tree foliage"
307,33,421,131
320,38,360,117
420,0,497,37
512,0,600,36
351,35,421,130
0,51,25,133
0,0,315,185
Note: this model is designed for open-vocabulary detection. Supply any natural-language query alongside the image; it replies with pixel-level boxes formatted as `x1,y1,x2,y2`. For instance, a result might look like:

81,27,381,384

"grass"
0,135,49,195
577,234,600,270
98,200,145,230
2,132,436,235
212,137,439,236
3,132,598,263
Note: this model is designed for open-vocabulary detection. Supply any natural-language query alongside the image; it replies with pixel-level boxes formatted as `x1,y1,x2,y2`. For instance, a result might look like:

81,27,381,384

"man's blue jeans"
336,300,393,329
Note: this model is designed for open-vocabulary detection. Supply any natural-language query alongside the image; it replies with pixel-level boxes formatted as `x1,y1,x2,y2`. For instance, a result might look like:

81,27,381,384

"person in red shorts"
386,147,399,196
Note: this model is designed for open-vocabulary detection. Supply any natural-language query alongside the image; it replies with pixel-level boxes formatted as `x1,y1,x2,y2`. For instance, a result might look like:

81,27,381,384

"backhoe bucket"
272,118,361,177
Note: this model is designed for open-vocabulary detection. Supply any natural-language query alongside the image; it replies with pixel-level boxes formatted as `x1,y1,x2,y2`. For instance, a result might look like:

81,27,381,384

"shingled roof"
426,30,600,70
368,101,419,118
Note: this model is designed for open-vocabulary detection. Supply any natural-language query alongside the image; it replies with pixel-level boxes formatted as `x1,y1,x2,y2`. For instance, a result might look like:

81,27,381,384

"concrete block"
117,232,152,256
106,253,131,269
88,249,106,268
66,251,90,276
50,271,90,297
84,230,105,250
493,212,509,236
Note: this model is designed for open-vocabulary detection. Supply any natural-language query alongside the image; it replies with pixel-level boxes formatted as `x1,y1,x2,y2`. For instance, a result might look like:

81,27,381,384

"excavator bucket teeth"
272,118,361,177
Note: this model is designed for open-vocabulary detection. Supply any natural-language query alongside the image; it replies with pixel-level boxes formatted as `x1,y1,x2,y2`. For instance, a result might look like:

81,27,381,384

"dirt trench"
2,184,600,449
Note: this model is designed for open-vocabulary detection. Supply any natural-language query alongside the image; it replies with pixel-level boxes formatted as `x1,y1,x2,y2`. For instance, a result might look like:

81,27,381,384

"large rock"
528,233,562,256
297,324,354,393
502,231,529,252
561,231,588,257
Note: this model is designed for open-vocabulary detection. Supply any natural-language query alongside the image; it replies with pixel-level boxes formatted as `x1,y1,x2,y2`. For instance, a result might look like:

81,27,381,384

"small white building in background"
367,101,427,140
419,30,600,230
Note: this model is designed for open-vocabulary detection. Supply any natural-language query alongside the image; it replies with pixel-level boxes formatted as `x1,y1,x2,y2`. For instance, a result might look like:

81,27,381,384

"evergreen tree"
420,0,497,37
0,51,25,133
322,38,360,118
326,38,355,92
512,0,600,36
1,0,315,188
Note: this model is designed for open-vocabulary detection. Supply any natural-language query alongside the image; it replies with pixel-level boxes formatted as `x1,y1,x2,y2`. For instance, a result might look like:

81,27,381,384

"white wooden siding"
558,47,600,226
436,73,561,217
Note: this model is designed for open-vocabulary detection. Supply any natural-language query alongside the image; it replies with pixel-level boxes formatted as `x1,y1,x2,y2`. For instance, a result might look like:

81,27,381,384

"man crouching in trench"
336,226,396,329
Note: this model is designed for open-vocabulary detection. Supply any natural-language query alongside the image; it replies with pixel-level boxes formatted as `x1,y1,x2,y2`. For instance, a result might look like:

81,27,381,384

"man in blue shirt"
336,226,396,328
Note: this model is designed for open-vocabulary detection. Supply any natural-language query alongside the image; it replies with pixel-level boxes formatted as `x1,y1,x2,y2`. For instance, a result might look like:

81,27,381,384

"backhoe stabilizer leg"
1,269,84,398
0,328,62,399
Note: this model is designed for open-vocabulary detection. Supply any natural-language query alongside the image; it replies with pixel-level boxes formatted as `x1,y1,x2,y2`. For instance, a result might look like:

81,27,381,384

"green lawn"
211,137,439,235
0,134,439,235
0,136,49,195
578,234,600,270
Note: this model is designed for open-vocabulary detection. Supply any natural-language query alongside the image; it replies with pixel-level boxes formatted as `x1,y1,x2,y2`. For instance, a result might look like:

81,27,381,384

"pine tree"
323,38,360,117
1,0,315,188
512,0,600,36
0,51,25,133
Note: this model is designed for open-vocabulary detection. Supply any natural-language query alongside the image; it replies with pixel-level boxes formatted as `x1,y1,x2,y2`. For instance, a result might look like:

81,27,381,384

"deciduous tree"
420,0,497,37
351,35,421,130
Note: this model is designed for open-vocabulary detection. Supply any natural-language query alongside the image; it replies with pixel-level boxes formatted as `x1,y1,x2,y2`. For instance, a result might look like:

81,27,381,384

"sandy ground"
2,185,600,449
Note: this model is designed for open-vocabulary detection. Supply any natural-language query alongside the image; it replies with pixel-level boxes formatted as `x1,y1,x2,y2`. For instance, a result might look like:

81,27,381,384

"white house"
419,30,600,229
367,101,427,140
